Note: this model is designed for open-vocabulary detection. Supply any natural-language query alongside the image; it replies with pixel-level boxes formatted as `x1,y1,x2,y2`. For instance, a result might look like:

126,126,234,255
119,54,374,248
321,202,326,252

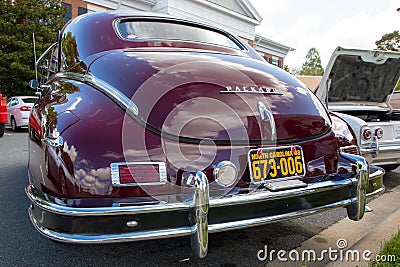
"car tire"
11,117,18,132
0,123,4,138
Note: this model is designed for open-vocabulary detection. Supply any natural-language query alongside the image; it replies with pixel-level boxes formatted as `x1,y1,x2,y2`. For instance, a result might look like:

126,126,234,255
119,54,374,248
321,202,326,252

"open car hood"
315,47,400,108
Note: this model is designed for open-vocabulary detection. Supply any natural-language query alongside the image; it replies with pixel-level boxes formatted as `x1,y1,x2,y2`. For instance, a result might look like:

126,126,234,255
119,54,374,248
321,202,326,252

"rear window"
117,20,241,50
21,98,37,104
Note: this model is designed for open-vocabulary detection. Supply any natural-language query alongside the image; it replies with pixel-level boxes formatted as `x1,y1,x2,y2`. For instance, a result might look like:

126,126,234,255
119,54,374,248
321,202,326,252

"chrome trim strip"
110,162,167,187
26,178,354,217
85,75,139,116
208,199,352,233
361,144,400,153
55,72,139,116
189,171,209,258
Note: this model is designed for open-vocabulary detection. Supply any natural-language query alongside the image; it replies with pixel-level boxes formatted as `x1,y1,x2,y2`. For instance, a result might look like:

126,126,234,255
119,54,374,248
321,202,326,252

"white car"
315,47,400,171
6,96,37,131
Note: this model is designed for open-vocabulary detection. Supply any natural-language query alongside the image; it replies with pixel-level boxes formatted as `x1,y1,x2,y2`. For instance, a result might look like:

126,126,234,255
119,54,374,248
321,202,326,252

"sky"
250,0,400,70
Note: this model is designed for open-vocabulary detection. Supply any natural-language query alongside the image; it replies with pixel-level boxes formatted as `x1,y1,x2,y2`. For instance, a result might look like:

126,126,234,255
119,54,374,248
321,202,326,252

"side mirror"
29,79,39,89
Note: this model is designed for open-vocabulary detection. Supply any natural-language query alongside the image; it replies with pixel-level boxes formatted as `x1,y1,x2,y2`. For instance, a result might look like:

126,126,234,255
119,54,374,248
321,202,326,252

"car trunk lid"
89,50,332,143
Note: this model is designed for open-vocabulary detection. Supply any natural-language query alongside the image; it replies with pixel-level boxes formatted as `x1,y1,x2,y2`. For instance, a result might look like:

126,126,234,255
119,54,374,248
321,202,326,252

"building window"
269,57,282,68
63,3,72,23
78,7,87,16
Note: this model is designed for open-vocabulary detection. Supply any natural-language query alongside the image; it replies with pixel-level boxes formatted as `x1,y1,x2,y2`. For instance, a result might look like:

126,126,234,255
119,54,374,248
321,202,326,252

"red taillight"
119,165,160,184
375,128,383,139
19,106,31,111
362,128,371,140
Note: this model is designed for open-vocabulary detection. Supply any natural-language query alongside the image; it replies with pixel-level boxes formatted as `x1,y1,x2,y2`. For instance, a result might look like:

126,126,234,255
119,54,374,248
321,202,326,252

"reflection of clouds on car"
64,141,112,195
75,167,112,195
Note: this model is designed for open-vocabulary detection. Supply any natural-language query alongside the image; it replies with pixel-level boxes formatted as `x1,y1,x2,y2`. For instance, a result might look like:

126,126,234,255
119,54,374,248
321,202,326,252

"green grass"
370,228,400,267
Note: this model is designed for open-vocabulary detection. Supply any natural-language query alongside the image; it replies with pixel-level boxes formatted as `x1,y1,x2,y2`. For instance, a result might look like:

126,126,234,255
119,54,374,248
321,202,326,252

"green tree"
299,47,324,76
0,0,66,97
376,30,400,91
375,30,400,51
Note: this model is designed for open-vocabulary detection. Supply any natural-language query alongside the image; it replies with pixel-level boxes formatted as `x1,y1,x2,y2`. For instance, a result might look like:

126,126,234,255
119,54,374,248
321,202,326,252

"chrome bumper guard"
26,153,372,258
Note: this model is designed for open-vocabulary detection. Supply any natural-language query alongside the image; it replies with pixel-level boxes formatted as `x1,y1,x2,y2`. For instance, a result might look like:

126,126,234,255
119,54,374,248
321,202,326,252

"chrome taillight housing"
340,145,360,155
374,127,383,139
362,128,372,140
111,162,167,186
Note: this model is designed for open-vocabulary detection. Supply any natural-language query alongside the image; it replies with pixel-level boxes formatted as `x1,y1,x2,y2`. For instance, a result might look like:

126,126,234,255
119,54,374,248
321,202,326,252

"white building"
62,0,294,68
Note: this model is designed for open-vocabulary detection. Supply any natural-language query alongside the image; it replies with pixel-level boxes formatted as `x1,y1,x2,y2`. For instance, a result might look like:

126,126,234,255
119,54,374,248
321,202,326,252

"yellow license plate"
248,145,306,183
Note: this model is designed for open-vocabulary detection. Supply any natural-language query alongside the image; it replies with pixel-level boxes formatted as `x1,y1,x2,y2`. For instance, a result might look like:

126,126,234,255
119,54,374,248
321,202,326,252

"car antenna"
32,32,38,82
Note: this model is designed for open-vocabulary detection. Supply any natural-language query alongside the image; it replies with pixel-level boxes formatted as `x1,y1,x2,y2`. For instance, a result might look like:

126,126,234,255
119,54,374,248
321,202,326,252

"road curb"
268,184,400,266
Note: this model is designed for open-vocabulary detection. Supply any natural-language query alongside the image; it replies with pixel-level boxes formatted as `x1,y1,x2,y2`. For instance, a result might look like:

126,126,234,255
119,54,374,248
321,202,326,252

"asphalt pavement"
0,128,399,266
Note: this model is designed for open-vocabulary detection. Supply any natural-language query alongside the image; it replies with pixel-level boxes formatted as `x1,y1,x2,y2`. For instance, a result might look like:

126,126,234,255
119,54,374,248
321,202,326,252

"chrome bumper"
361,143,400,166
26,154,372,258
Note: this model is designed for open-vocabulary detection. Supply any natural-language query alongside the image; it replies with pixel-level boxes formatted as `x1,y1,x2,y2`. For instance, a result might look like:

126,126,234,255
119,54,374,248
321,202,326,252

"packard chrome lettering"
220,86,282,94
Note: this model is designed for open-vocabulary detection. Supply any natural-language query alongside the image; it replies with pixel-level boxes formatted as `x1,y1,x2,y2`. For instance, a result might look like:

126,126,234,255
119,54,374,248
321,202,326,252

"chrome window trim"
36,43,57,67
112,17,246,51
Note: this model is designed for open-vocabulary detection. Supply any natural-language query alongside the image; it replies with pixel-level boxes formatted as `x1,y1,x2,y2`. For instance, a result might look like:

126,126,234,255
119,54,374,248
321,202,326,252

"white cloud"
251,0,400,69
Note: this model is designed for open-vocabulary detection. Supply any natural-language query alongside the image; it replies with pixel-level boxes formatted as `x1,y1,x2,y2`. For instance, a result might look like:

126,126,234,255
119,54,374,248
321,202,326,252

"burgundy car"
26,12,383,258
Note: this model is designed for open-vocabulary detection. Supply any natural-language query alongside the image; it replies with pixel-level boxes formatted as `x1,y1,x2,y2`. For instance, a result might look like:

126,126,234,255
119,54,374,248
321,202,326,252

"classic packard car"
26,12,384,258
315,47,400,171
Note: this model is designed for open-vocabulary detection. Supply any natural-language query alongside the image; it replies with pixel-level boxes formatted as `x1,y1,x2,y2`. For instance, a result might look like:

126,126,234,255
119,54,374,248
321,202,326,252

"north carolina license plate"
248,145,306,183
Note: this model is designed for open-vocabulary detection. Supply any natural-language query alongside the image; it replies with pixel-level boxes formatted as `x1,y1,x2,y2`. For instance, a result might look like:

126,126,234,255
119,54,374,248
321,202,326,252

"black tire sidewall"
11,118,17,132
